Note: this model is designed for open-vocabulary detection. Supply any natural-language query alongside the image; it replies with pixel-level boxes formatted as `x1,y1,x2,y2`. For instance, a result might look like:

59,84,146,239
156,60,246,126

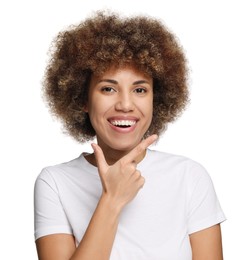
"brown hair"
43,11,189,142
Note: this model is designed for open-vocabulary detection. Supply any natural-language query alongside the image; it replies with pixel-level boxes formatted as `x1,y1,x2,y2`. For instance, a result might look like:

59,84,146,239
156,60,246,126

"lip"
108,116,139,133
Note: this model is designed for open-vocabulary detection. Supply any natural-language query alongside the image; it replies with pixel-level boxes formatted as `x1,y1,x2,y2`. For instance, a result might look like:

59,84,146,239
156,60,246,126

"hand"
91,135,158,210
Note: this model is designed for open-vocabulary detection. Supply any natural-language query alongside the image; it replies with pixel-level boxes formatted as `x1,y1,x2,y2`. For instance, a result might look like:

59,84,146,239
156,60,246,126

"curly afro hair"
43,11,189,143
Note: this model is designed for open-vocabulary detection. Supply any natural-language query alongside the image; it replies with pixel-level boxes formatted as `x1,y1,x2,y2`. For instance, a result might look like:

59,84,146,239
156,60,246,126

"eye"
101,87,116,93
134,87,147,94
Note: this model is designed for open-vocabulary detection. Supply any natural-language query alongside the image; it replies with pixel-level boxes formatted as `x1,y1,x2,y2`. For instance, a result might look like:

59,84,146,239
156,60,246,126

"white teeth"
110,120,136,126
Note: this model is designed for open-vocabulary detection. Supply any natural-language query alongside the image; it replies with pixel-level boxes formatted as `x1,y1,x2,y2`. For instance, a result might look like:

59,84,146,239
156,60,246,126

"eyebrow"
98,79,118,84
98,79,150,85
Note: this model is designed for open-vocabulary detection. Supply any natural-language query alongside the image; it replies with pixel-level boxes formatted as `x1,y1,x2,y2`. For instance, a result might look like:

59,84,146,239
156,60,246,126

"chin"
108,139,141,152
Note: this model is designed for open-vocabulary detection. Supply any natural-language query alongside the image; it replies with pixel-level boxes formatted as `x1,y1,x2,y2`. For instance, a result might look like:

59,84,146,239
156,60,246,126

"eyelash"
101,87,116,92
100,86,147,94
134,87,147,94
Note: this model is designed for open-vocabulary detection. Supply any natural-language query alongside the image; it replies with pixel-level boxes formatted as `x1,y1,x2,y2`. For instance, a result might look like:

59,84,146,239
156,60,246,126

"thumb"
91,143,109,174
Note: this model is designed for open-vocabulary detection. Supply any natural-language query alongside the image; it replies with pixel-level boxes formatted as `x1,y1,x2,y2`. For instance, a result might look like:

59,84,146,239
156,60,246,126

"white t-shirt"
34,149,225,259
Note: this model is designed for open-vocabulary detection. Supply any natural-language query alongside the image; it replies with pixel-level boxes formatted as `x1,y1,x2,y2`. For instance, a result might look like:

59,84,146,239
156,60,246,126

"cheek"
147,99,154,123
87,99,110,122
144,97,153,116
87,104,100,120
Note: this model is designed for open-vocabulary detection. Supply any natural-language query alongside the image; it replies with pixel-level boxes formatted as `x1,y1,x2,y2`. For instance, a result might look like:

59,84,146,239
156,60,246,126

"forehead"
92,64,152,82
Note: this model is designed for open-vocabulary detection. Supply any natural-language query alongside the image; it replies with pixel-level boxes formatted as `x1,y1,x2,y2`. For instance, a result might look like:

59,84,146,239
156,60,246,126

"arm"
36,135,158,260
190,224,224,260
36,195,122,260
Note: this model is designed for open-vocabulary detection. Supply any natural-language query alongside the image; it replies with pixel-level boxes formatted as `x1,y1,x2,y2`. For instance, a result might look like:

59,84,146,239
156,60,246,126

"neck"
103,148,146,166
85,143,147,167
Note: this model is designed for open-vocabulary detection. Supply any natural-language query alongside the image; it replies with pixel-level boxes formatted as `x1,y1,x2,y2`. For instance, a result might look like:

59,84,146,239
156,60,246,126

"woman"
34,11,225,259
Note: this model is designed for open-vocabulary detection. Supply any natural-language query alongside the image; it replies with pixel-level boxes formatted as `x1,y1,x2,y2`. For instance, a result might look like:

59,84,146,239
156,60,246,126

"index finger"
123,134,158,163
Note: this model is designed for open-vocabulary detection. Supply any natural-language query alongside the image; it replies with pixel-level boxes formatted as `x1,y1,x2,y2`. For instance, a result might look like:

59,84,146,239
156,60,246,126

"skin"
84,66,154,165
36,66,224,260
190,224,223,260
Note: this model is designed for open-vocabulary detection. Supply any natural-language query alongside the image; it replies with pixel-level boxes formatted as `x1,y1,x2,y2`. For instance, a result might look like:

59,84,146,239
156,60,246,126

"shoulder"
144,149,211,182
35,154,85,184
146,149,207,171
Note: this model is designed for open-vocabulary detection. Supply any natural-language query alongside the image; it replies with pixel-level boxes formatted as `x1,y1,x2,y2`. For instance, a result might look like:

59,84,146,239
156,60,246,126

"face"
85,66,153,153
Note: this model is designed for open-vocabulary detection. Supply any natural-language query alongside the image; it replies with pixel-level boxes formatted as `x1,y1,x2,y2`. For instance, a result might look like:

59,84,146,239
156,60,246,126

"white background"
0,0,247,258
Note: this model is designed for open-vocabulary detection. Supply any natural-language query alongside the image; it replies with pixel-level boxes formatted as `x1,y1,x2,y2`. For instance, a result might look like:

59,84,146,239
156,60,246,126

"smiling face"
85,66,153,156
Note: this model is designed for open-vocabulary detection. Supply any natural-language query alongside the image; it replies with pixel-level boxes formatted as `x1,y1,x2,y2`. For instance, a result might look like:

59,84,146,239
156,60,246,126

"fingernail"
152,134,158,140
91,143,96,151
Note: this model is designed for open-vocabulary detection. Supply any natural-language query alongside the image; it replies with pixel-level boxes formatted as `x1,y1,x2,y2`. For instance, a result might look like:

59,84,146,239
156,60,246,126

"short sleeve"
34,168,73,240
187,163,226,234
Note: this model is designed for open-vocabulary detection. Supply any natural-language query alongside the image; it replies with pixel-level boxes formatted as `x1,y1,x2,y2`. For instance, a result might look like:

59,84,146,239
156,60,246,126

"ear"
83,104,88,112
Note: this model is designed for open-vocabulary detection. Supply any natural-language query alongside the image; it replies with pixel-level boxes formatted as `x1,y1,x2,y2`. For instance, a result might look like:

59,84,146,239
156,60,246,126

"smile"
109,120,137,128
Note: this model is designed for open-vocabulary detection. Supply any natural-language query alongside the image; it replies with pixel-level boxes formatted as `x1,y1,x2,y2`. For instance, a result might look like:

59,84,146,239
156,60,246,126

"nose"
115,92,134,112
